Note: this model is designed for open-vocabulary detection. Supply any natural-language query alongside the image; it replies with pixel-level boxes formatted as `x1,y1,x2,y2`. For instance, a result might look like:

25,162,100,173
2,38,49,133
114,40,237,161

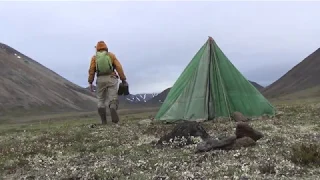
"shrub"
289,143,320,166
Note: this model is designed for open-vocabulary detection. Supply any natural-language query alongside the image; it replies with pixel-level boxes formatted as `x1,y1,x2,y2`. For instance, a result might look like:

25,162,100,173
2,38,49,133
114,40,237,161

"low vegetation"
289,143,320,166
1,103,320,179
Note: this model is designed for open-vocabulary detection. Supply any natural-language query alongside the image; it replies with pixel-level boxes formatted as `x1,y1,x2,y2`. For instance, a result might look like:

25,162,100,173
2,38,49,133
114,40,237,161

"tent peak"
208,36,214,43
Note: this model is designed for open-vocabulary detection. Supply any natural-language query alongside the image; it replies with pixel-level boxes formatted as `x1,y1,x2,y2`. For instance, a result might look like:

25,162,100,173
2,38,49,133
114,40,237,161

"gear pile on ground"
196,121,264,152
156,121,210,147
156,112,264,153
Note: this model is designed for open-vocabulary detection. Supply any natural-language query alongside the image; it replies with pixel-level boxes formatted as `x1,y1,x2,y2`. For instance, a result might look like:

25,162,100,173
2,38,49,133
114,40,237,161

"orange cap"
95,41,108,51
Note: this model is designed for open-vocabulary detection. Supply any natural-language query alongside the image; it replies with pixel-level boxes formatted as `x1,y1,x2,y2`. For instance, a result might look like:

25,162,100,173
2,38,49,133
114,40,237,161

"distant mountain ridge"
85,85,158,103
147,81,264,104
86,80,264,105
250,81,264,91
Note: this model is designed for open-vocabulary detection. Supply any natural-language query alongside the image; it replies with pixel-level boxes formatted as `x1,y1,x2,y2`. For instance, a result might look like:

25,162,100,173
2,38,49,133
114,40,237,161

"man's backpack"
96,51,113,76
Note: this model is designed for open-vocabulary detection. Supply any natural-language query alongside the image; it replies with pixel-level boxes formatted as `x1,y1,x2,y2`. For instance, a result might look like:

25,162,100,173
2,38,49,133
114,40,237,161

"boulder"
157,121,210,146
235,122,264,141
228,137,256,150
231,111,249,122
196,135,237,153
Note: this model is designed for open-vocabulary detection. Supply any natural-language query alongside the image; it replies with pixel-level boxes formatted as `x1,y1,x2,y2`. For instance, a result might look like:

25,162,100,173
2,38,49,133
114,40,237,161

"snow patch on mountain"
125,93,158,103
14,53,21,59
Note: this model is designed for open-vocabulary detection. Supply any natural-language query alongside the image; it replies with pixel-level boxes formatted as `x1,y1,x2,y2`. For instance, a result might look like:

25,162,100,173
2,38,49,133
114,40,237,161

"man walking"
88,41,127,124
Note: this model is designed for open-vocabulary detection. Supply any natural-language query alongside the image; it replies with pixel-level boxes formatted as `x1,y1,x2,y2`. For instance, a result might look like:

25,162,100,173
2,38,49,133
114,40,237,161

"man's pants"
96,75,119,109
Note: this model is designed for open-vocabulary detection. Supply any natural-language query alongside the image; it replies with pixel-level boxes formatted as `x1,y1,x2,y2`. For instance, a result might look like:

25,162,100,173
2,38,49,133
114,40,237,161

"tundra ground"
0,104,319,180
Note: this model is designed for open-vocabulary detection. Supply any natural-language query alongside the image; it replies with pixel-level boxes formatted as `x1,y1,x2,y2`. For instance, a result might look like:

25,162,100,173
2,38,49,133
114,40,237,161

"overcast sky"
1,1,320,94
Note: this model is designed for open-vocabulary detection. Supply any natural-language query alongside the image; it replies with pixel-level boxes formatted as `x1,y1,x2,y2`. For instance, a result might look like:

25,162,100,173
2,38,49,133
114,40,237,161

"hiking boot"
110,107,119,123
98,107,107,125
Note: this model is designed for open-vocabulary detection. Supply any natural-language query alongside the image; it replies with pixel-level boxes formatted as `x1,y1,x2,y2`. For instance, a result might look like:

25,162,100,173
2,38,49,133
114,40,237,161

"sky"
0,1,320,94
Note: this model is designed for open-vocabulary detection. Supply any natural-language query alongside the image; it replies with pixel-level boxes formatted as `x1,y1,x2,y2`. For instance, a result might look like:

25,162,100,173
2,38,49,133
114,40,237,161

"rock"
138,119,152,126
157,121,210,146
217,133,229,140
228,137,256,150
25,175,36,180
235,122,264,141
231,112,249,122
196,139,218,153
196,135,237,153
239,176,249,180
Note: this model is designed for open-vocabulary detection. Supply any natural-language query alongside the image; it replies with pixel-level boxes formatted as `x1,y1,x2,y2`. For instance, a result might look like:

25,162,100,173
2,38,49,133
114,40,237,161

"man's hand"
89,83,94,92
122,80,128,86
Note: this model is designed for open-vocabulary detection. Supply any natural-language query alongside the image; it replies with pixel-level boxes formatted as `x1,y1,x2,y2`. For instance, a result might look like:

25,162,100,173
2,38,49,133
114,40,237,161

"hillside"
262,48,320,98
147,81,264,104
0,42,97,115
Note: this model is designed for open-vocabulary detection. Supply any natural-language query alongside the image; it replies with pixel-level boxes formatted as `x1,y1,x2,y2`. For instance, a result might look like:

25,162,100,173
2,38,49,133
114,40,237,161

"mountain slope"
0,42,97,115
146,88,171,104
147,81,264,104
262,48,320,98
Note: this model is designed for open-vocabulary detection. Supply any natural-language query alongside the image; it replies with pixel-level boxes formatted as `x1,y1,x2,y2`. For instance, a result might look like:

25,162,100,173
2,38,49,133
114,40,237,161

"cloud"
0,1,320,94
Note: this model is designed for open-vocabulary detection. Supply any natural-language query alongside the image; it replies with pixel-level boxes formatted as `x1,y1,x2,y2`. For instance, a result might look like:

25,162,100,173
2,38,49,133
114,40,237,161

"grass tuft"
289,143,320,166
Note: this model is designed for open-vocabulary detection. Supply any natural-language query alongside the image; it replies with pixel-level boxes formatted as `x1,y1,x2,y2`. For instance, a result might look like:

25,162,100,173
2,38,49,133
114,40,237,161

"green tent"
154,37,275,122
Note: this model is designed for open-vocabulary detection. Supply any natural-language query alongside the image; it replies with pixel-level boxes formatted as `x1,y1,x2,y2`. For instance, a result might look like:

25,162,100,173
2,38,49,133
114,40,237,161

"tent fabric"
154,37,275,122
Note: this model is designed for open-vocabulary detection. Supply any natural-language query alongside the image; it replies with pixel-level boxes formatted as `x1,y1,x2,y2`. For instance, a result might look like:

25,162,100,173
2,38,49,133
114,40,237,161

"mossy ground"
0,104,320,180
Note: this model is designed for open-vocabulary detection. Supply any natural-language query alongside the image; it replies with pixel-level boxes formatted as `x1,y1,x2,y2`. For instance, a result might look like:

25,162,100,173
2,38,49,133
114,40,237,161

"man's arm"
109,52,126,81
88,56,96,84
